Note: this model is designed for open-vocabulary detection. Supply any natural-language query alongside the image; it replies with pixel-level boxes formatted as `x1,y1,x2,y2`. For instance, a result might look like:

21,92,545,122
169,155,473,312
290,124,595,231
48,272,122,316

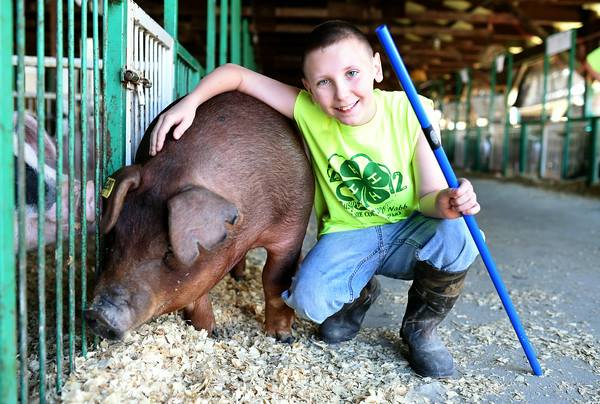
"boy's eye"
316,79,330,87
347,70,359,78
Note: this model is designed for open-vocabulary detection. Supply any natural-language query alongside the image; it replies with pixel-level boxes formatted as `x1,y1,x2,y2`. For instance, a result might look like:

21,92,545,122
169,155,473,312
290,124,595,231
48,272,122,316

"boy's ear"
373,52,384,83
301,77,312,94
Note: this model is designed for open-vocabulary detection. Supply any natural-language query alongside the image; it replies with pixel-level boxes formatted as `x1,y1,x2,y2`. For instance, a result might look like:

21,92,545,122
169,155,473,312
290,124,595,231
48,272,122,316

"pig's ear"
168,187,238,267
99,165,141,234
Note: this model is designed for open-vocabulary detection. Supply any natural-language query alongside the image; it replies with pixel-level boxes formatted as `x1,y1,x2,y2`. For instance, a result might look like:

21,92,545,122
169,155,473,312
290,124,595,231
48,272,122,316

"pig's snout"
85,293,132,340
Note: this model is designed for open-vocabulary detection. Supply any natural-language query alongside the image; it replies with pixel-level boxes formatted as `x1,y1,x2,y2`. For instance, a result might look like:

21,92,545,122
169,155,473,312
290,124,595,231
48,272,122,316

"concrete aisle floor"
359,178,600,402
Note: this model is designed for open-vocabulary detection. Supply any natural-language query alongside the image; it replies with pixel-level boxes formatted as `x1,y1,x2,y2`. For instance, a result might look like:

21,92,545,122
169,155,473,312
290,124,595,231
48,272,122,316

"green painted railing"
176,44,203,98
442,27,598,187
0,2,16,404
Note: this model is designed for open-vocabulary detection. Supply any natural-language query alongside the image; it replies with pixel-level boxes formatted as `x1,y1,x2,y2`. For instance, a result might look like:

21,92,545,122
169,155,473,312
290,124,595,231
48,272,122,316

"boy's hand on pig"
436,178,480,219
149,95,198,156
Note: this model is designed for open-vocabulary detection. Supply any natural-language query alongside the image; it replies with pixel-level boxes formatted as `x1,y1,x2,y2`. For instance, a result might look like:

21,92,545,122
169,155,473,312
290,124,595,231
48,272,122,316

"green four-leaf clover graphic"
327,153,406,208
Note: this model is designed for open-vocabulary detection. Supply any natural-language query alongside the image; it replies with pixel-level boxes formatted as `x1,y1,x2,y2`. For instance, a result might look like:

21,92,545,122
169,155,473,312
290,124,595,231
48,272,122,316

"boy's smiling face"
302,36,383,126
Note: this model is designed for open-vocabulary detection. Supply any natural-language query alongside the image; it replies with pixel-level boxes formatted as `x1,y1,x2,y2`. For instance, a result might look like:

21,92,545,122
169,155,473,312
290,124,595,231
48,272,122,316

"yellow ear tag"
101,177,116,199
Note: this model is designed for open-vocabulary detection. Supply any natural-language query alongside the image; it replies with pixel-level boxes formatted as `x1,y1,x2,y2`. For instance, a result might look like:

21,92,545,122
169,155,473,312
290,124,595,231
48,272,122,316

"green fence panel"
36,1,48,401
15,0,28,401
220,0,229,65
164,0,178,39
206,0,216,72
562,30,577,179
54,0,65,393
80,0,90,359
0,0,16,401
519,123,528,175
502,53,513,176
104,0,127,176
230,0,241,64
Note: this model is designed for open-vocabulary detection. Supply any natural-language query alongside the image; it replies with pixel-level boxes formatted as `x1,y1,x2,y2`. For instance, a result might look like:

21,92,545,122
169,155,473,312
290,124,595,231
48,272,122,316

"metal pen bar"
67,0,76,372
80,0,89,357
376,24,543,376
36,0,48,400
15,0,28,400
55,0,65,392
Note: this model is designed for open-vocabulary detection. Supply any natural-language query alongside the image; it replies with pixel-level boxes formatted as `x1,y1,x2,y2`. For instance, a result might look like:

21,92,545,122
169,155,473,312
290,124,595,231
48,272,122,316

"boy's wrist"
419,190,443,218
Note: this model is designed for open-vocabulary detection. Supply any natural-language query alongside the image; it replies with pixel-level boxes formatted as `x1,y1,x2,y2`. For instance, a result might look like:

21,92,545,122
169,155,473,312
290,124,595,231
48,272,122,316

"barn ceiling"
147,0,600,90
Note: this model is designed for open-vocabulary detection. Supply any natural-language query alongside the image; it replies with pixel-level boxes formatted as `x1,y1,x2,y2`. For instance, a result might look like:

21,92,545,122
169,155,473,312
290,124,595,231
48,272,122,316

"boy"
149,21,480,378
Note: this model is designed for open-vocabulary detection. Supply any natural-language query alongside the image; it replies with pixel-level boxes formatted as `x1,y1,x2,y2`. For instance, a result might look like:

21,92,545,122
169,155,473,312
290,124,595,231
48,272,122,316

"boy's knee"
417,218,479,272
282,284,339,324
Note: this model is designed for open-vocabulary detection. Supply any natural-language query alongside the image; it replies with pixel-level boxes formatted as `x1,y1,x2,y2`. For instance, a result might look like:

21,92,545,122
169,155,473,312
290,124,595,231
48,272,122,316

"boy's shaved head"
302,20,373,77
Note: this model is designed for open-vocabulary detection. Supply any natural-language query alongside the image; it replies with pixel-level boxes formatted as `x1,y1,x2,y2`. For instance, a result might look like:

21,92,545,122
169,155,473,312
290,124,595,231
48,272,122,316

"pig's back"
137,92,313,219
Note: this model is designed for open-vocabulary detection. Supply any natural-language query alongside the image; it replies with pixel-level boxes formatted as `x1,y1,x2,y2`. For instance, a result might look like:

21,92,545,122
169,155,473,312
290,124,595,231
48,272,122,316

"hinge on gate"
122,68,153,106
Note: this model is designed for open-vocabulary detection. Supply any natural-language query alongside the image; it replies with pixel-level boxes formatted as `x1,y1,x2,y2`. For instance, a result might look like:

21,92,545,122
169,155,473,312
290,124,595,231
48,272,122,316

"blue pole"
376,25,543,377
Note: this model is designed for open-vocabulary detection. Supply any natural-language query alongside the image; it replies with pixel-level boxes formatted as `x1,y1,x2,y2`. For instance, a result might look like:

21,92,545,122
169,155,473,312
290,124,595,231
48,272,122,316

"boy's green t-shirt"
294,89,433,236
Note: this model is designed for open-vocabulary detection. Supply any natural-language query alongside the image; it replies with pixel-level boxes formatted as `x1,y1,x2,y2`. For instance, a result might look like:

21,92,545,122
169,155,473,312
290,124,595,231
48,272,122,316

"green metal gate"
0,0,255,402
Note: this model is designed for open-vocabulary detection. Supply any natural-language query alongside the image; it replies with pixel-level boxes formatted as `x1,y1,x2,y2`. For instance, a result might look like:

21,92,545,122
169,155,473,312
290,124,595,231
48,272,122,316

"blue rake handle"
376,24,543,376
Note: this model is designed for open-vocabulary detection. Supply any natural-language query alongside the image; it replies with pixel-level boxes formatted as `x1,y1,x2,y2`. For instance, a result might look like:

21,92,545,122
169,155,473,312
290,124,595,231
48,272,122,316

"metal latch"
122,68,152,106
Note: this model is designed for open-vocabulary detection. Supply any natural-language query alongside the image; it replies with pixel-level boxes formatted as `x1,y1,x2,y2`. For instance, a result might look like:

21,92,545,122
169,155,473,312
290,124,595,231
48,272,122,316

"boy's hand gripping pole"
376,25,543,376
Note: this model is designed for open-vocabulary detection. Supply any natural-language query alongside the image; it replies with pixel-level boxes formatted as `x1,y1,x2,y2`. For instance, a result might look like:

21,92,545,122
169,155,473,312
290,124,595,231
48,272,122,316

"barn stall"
2,1,600,402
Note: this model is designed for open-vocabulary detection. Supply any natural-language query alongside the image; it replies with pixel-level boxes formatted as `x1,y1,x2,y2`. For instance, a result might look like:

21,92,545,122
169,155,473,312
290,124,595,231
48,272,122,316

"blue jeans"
281,212,480,324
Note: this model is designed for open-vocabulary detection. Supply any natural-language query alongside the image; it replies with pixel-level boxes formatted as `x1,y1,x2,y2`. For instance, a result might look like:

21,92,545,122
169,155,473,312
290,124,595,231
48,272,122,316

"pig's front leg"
184,293,216,334
262,247,300,343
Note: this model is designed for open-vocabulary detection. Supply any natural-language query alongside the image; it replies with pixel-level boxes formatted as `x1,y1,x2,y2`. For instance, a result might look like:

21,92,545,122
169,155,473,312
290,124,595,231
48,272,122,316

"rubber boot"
401,262,468,378
319,277,381,344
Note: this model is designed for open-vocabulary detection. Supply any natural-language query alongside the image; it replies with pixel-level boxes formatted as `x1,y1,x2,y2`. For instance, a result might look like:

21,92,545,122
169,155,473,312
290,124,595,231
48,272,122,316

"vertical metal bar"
152,42,157,124
15,0,28,400
163,0,178,40
453,73,461,164
230,0,241,64
540,47,549,178
133,23,139,158
520,122,528,175
36,0,48,400
0,0,17,400
465,68,472,169
584,76,593,119
438,80,445,113
219,0,229,65
104,0,127,176
152,41,161,123
206,0,216,72
68,0,77,373
145,32,150,138
502,53,513,176
589,117,599,185
562,30,576,179
15,13,25,404
475,125,482,171
80,0,89,357
55,0,65,392
93,0,101,349
486,58,497,172
242,19,250,68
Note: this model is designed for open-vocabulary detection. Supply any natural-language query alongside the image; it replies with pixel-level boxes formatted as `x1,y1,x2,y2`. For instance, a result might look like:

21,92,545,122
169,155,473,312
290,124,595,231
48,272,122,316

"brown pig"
85,92,314,342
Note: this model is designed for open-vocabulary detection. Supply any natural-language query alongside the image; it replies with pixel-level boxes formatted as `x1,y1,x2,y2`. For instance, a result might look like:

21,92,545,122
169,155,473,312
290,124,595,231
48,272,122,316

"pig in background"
13,111,95,252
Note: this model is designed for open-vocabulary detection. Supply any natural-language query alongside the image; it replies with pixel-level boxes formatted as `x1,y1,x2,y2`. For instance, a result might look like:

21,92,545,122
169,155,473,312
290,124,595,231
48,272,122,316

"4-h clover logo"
327,153,407,208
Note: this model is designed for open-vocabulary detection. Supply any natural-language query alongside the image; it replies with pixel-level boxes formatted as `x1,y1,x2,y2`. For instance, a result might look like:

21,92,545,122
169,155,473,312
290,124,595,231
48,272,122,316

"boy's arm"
413,118,480,219
150,63,300,155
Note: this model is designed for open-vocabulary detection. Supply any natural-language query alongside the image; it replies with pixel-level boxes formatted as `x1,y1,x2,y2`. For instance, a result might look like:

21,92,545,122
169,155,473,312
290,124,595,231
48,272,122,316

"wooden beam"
266,4,583,24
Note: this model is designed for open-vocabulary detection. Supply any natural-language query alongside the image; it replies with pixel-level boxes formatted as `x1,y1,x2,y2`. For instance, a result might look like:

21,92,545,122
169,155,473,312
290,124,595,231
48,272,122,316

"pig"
13,111,95,252
85,91,314,342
